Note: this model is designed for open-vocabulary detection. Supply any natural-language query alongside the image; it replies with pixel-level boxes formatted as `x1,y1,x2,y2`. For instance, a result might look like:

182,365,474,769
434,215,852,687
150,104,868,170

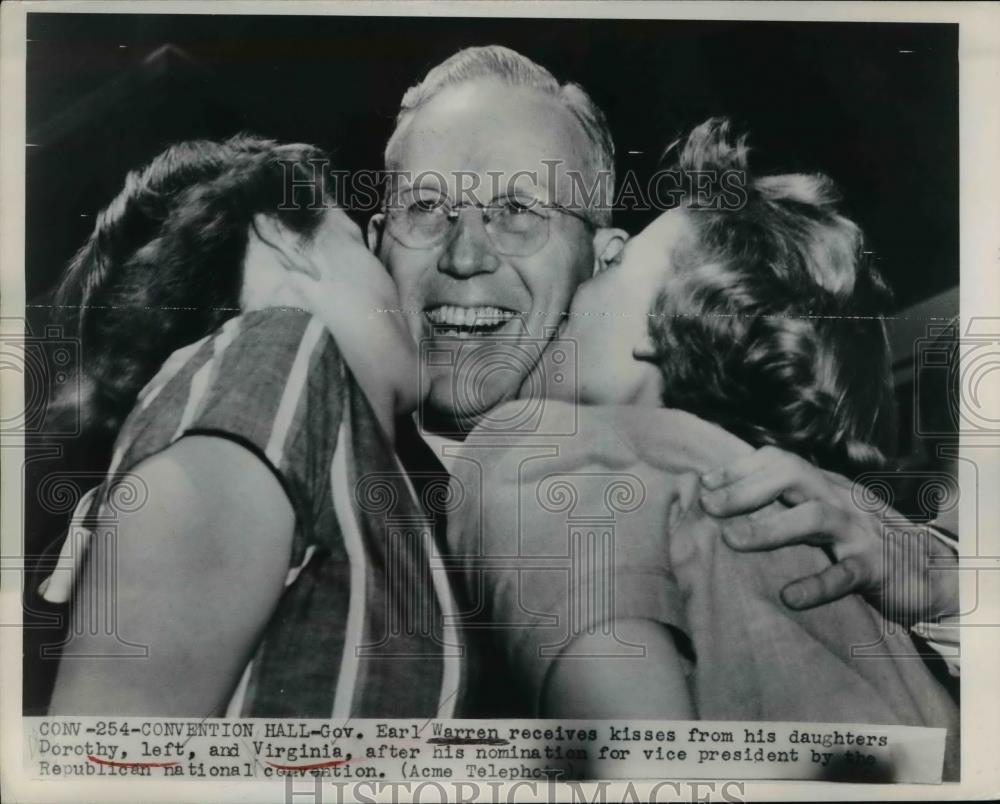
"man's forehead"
391,80,592,193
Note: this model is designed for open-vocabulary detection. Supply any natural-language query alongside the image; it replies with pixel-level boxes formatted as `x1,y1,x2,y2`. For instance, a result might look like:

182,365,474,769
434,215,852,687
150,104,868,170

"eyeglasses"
385,194,594,257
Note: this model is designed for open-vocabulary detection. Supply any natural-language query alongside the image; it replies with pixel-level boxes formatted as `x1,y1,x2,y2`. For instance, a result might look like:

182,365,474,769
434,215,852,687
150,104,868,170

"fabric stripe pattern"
54,308,462,718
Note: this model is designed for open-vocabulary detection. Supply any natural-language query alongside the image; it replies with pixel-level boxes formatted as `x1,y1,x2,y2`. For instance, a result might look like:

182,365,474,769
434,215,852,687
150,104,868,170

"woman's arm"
48,435,294,716
541,619,694,719
247,213,419,440
287,271,418,438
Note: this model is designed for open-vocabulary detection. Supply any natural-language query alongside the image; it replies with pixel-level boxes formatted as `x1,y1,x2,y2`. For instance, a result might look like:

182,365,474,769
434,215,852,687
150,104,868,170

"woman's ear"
242,216,303,312
592,227,629,276
250,213,280,249
251,214,300,265
367,213,386,254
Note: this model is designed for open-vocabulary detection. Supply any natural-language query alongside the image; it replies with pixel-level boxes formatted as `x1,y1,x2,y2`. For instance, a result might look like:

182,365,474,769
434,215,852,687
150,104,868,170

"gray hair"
384,45,615,226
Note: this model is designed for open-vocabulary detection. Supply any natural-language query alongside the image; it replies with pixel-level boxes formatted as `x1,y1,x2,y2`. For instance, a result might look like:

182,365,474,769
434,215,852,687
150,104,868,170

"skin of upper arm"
48,435,295,716
540,619,694,720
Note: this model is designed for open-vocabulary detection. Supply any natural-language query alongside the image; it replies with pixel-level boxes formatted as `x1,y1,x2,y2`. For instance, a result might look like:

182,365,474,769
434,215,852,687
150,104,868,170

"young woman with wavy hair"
451,119,958,778
41,135,461,718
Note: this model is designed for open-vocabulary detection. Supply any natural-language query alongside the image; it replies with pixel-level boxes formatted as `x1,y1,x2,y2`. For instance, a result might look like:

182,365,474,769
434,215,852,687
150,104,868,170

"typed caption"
24,718,947,784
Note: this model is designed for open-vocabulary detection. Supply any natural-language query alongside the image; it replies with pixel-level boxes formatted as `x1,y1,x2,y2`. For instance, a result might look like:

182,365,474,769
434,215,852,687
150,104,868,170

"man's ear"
367,213,386,254
592,227,629,276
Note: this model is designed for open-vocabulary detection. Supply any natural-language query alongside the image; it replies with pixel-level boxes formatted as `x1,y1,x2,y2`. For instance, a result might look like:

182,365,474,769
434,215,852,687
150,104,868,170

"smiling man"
359,46,628,718
369,46,626,435
362,47,961,727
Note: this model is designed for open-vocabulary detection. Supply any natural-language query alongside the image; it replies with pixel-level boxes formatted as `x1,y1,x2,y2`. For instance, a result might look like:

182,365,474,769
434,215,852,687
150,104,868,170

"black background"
26,14,958,308
22,13,959,713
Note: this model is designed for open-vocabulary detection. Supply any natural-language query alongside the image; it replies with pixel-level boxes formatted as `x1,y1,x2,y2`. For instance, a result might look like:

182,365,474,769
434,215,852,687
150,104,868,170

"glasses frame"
385,193,595,257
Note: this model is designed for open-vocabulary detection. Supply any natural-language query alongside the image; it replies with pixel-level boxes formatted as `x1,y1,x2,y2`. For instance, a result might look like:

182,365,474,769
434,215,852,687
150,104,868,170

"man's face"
374,80,598,432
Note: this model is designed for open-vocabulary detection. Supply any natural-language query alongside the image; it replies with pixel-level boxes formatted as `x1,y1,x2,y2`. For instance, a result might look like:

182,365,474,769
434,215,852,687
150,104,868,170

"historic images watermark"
281,777,748,803
277,161,750,217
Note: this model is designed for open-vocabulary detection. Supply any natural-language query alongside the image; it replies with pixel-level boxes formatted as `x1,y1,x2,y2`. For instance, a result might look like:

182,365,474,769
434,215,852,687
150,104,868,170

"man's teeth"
427,305,518,328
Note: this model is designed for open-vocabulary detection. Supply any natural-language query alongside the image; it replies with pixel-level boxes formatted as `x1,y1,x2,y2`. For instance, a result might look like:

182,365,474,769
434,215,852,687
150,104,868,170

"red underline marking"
88,754,178,769
266,757,353,771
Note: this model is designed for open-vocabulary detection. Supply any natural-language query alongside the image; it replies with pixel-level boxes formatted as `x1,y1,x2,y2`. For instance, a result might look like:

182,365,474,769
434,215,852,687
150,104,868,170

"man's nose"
437,211,501,278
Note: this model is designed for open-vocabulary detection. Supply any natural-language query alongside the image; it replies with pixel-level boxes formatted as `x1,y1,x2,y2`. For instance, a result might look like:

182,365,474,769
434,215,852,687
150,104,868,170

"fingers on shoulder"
782,555,870,609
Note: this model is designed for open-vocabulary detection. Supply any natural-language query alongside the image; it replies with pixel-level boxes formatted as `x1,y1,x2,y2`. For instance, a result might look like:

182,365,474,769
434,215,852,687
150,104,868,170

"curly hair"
50,135,333,440
648,118,895,477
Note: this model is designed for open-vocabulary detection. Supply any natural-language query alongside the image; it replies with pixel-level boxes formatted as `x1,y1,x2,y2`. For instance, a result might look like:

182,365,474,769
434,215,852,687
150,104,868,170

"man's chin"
419,373,521,437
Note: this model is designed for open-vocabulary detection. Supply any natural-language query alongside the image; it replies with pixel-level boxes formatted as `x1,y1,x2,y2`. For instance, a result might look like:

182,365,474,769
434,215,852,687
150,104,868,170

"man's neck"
407,411,461,472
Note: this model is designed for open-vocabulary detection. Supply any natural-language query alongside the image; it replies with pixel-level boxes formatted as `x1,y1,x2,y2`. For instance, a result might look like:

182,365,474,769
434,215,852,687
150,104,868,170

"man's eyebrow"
405,184,446,196
493,188,549,202
394,180,448,201
501,171,553,200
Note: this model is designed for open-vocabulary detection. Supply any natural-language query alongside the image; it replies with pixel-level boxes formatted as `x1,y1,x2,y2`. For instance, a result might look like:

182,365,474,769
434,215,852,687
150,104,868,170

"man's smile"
424,304,523,338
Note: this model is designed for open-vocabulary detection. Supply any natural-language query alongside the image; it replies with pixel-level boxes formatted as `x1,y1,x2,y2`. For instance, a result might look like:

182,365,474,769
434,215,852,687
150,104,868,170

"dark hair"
50,135,333,440
649,118,895,477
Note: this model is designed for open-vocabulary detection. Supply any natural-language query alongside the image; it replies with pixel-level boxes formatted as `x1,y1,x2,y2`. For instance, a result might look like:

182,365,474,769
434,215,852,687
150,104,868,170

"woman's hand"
698,445,959,626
